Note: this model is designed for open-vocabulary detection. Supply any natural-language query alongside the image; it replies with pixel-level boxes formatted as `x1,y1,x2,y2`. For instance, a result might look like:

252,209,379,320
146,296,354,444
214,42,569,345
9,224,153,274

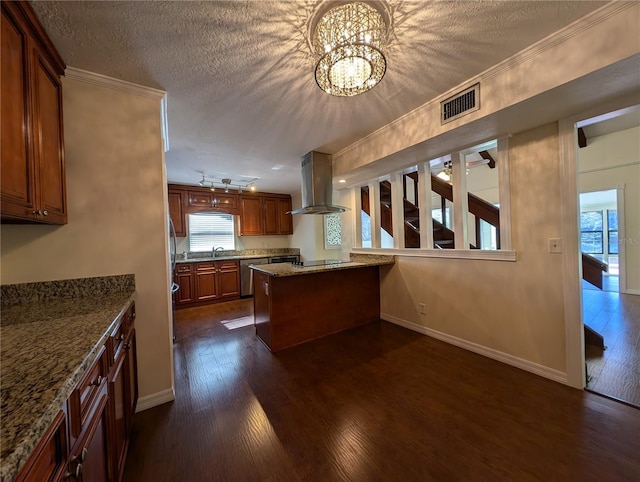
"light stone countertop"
0,291,135,481
249,255,395,277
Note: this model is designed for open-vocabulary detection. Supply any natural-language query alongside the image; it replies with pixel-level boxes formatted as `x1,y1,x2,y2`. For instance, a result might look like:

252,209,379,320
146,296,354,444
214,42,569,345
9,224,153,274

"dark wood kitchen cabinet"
238,197,263,235
195,261,218,301
67,347,110,482
168,188,186,237
174,260,239,308
187,190,239,214
13,410,68,482
13,301,138,482
217,260,240,299
107,303,137,482
238,194,293,236
1,1,67,224
174,263,194,304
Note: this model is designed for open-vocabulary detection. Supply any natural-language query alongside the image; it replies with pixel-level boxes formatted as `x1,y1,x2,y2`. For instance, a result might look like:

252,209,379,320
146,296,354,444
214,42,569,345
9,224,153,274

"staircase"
360,170,609,352
361,172,499,249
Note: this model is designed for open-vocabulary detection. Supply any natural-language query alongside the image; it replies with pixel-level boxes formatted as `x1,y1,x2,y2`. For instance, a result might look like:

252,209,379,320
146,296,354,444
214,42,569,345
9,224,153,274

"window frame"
351,136,515,262
188,212,236,252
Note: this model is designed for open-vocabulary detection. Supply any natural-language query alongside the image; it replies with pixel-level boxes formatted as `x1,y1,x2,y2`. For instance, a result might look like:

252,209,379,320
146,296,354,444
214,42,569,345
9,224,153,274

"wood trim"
135,388,175,413
558,116,586,390
351,247,517,262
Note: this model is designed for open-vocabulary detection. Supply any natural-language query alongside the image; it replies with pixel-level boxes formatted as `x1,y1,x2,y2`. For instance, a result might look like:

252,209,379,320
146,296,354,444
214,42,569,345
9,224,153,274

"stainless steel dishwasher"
240,258,269,297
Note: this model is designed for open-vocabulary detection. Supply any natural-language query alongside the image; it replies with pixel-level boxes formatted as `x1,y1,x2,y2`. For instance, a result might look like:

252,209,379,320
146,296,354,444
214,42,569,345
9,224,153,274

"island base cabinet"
253,266,381,352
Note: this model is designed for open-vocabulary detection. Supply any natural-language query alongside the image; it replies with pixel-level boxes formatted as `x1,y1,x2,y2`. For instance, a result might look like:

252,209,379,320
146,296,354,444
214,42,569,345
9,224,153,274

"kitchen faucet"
212,246,224,257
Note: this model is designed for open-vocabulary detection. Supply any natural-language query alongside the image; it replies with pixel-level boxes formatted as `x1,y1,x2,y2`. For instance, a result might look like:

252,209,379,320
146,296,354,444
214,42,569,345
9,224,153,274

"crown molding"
335,1,636,160
65,67,166,100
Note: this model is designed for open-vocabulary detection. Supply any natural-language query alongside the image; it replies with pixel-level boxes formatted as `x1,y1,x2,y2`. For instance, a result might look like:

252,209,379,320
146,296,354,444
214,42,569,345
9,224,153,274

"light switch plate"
548,238,562,253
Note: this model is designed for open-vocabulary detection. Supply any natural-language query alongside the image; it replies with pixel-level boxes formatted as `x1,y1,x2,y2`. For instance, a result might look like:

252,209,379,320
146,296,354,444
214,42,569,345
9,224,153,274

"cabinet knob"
43,210,48,216
125,341,132,349
120,333,125,340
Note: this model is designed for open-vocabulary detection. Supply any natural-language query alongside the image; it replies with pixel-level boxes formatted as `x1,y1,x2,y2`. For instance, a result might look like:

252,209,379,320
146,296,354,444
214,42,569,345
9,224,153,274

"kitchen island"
250,254,394,352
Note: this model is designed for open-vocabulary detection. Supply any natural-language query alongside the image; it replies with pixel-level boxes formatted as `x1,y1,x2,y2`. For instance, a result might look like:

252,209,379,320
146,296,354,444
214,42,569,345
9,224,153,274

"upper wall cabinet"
1,2,67,224
168,188,186,237
167,184,293,237
238,194,293,236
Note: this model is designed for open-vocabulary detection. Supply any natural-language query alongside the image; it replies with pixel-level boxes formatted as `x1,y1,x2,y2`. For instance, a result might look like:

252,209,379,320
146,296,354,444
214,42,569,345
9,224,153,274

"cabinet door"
33,48,66,223
211,192,238,212
187,191,214,210
74,393,109,482
277,198,293,234
217,261,239,298
195,262,218,301
1,6,36,219
239,197,263,235
263,198,278,235
168,189,186,237
108,353,128,482
125,329,138,430
175,265,194,304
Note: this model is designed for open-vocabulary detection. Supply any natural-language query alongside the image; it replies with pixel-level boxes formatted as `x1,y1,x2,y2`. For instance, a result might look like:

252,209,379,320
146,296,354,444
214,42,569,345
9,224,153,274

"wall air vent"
441,83,480,125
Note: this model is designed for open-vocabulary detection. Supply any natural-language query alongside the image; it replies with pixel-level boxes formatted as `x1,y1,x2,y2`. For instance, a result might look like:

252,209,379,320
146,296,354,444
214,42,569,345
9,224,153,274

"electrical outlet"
548,238,562,253
419,303,426,315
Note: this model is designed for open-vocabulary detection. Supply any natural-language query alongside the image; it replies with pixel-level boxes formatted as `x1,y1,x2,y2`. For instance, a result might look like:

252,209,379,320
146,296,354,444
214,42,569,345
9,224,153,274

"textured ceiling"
30,0,607,194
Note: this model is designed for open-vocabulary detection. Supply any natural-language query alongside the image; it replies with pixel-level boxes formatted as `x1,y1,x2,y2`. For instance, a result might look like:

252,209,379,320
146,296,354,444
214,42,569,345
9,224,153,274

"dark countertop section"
0,276,135,481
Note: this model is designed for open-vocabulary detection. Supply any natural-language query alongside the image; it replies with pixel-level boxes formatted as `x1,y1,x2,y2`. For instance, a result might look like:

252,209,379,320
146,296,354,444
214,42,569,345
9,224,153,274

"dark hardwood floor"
124,299,640,482
584,287,640,407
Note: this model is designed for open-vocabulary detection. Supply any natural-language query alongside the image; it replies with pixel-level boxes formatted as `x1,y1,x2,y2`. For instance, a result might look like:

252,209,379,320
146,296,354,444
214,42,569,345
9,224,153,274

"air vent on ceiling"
441,83,480,125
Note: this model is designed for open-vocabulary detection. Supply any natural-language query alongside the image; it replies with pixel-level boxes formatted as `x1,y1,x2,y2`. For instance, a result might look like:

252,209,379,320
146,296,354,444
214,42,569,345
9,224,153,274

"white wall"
290,192,343,261
0,76,174,405
340,123,569,378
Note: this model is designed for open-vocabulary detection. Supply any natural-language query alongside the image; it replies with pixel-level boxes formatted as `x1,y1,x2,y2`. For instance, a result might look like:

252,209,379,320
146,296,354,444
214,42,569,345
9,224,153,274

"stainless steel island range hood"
289,151,347,215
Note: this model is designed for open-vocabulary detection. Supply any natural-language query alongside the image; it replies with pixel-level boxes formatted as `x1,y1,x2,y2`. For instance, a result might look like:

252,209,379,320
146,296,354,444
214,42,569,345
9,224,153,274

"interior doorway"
579,189,620,293
574,107,640,408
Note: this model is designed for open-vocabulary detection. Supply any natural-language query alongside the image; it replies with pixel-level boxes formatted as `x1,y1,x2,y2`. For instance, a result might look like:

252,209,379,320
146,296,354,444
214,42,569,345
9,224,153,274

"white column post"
497,135,512,250
418,163,433,249
369,181,381,248
352,186,363,248
390,172,405,249
452,151,469,249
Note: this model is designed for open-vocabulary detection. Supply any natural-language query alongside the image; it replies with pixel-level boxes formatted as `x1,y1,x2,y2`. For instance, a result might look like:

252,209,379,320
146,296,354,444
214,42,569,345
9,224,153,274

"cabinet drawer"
69,347,107,439
196,261,216,272
216,260,239,271
176,263,192,273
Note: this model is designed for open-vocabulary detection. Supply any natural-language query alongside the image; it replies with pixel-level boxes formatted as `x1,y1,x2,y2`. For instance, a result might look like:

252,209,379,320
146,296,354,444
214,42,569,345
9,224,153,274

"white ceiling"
30,0,607,194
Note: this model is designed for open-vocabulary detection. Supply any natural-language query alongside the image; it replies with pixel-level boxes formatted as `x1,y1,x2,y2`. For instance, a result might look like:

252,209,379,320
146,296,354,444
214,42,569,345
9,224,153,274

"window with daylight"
580,211,604,254
188,213,235,252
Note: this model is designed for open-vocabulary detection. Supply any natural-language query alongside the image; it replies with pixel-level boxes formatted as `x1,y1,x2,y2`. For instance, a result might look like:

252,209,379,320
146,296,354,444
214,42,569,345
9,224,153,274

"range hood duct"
289,151,347,215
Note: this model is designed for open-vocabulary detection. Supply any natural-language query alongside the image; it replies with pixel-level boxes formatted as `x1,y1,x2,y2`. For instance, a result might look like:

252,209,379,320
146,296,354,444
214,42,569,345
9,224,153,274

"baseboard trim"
135,388,175,413
624,289,640,295
381,313,568,385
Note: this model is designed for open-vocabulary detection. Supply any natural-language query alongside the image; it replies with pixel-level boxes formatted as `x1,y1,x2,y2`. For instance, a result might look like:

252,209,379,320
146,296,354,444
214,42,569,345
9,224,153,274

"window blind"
188,213,235,252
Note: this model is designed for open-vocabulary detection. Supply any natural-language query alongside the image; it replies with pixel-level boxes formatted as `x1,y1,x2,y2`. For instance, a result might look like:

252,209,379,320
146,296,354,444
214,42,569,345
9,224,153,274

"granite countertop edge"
249,258,395,277
175,254,296,264
0,292,136,481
